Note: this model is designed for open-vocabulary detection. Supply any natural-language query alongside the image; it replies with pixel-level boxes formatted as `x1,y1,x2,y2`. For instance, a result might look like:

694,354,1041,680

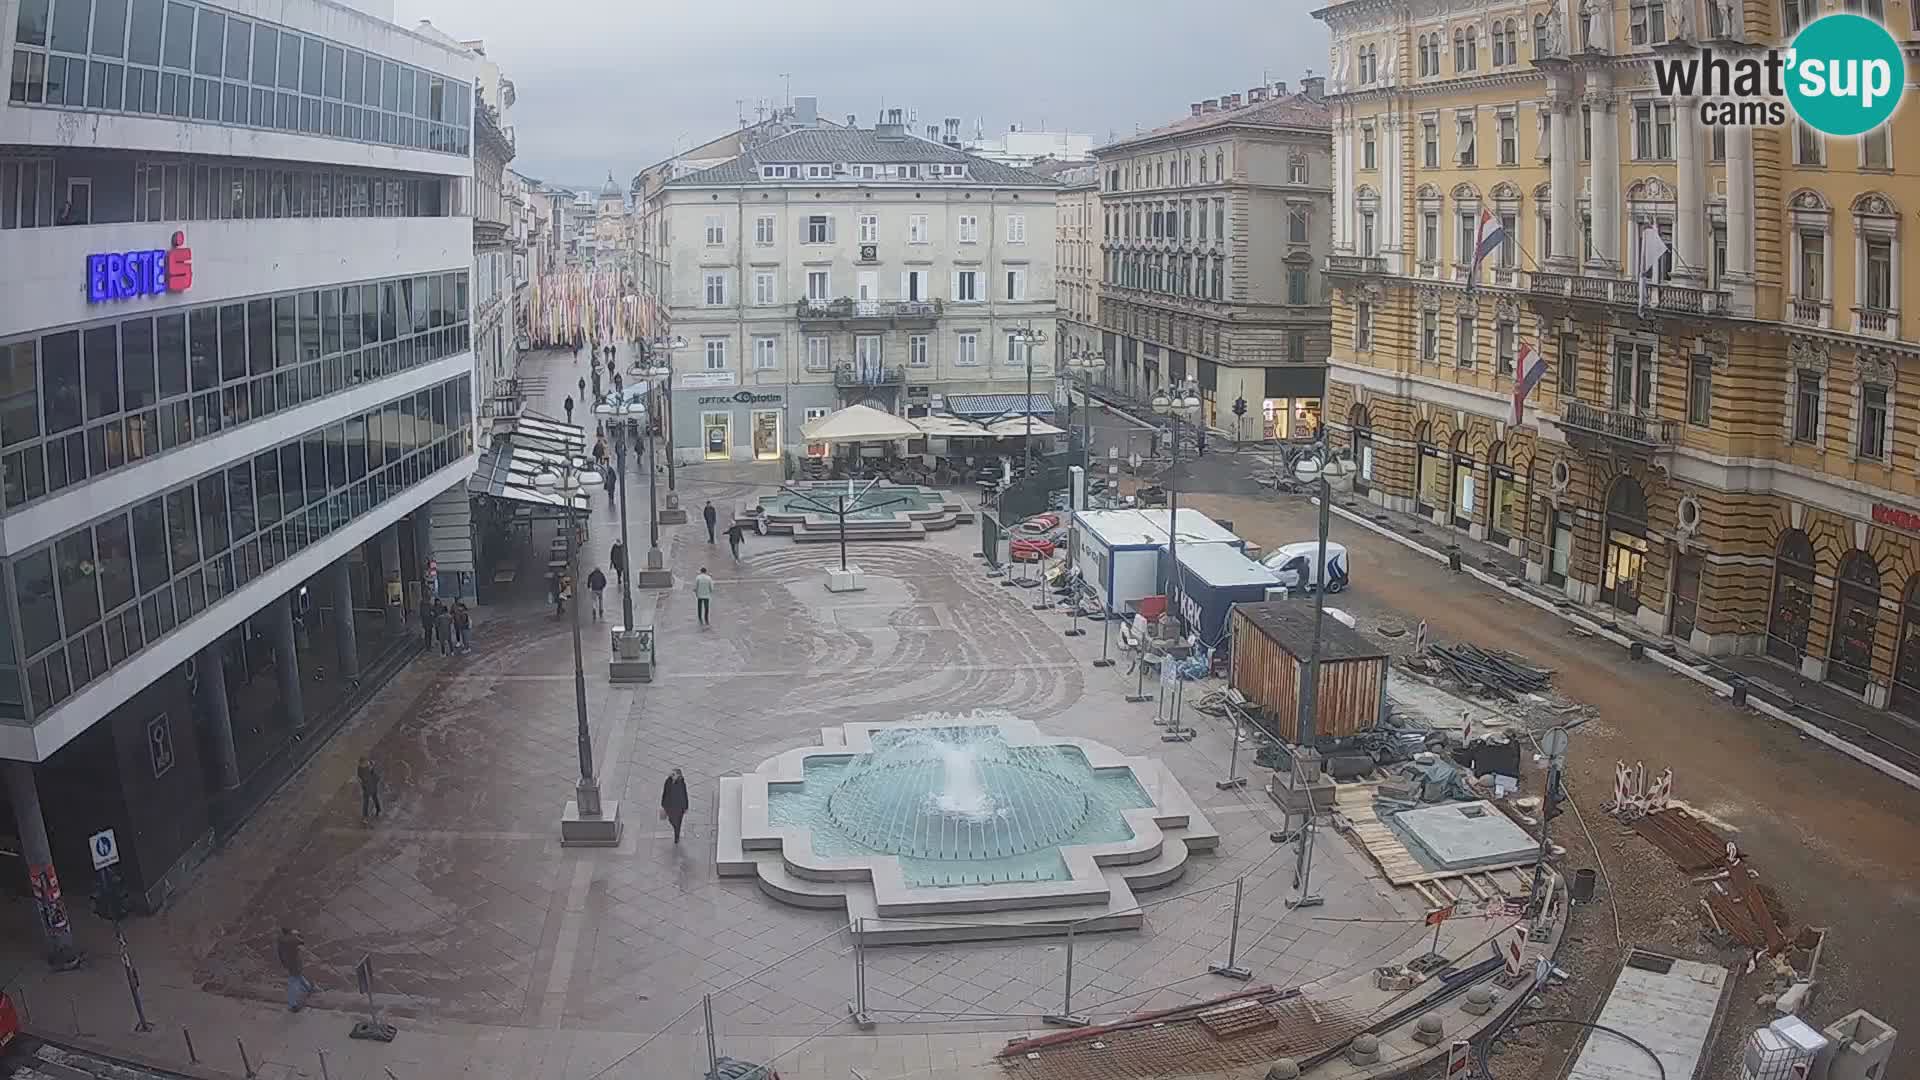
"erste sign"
86,231,193,304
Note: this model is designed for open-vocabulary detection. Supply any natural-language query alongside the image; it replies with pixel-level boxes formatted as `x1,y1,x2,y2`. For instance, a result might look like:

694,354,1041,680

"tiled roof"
668,128,1060,188
942,394,1057,419
1099,94,1330,154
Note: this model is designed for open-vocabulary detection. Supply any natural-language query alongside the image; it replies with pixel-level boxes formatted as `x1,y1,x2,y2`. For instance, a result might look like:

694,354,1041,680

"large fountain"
717,713,1218,943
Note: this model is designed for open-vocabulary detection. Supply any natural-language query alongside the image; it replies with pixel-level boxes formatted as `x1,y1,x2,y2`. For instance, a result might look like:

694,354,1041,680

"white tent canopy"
800,404,922,444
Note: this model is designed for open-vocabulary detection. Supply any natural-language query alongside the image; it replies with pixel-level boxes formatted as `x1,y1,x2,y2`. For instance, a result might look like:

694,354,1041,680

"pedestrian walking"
555,573,573,619
434,600,453,655
610,541,627,585
357,757,383,820
587,567,607,620
590,368,602,401
602,467,616,501
277,927,315,1012
726,521,745,562
703,500,718,543
694,567,714,627
563,395,575,425
577,376,587,405
418,598,435,651
452,601,472,651
660,768,690,843
592,436,610,468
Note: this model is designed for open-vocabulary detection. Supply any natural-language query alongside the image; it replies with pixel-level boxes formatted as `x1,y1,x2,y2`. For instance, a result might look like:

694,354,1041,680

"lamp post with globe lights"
635,362,675,588
1008,326,1049,480
538,459,622,846
641,335,688,520
1151,382,1202,742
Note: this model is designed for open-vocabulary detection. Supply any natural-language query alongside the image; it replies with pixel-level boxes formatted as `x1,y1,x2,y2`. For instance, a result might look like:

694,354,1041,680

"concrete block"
826,565,867,593
608,658,652,683
559,801,622,847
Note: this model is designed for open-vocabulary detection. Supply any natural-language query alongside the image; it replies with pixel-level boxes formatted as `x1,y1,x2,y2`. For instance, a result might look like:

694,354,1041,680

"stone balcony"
1528,271,1732,317
795,299,943,329
1326,254,1386,276
1558,400,1679,456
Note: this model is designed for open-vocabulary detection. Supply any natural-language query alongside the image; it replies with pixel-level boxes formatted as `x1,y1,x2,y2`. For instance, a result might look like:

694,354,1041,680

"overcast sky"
392,0,1330,190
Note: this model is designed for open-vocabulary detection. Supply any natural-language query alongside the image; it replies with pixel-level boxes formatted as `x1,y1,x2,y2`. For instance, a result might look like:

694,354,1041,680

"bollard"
237,1037,256,1079
846,918,875,1029
1208,878,1254,981
183,1027,198,1064
318,1048,332,1080
1042,926,1090,1027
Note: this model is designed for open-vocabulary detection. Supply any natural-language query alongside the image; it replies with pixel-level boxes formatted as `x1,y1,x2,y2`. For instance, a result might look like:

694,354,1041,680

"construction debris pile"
1411,641,1555,702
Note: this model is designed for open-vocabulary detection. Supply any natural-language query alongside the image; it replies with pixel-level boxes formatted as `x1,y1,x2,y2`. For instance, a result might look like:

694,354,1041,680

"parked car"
706,1057,779,1080
1262,541,1350,594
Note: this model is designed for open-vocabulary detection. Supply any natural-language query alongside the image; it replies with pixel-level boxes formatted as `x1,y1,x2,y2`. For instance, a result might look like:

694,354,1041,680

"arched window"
1891,576,1920,717
1198,155,1208,183
1534,14,1549,57
1768,530,1816,663
1466,27,1478,69
1491,22,1506,66
1829,550,1883,693
1454,28,1466,70
1215,151,1225,181
1488,440,1525,543
1184,156,1192,185
1450,431,1476,529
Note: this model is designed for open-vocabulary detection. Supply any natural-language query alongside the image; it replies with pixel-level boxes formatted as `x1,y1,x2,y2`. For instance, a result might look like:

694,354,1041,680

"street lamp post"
641,335,688,520
1009,326,1049,482
1152,383,1201,740
636,363,675,587
539,460,623,846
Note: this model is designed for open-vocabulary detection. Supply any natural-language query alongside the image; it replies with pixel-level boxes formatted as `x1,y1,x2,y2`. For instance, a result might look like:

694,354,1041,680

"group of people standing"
419,597,473,654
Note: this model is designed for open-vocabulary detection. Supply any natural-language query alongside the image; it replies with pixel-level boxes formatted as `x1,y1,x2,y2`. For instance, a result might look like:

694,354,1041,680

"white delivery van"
1262,541,1350,593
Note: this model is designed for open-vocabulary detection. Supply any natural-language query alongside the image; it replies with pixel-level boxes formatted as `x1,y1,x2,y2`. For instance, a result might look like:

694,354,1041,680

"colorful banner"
525,268,642,348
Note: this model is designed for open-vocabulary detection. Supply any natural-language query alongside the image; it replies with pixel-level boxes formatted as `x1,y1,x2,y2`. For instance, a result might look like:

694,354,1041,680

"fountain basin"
717,714,1219,943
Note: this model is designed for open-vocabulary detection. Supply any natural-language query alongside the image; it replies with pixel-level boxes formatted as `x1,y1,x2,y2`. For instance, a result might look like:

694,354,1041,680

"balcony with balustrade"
1558,400,1679,457
1851,306,1899,339
1527,272,1732,317
1789,296,1830,328
1326,254,1387,277
833,363,908,389
796,299,943,329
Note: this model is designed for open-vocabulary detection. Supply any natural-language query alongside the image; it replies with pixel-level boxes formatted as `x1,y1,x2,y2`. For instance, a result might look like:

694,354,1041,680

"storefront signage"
86,231,193,303
677,371,737,389
698,390,782,405
1872,503,1920,533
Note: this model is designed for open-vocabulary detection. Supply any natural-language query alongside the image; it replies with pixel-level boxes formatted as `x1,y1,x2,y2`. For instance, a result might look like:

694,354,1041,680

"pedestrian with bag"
587,566,607,620
277,927,316,1012
358,757,383,820
660,768,689,843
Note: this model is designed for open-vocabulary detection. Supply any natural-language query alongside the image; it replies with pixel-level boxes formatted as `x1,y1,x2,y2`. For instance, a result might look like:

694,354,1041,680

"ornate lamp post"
538,459,622,846
642,335,688,521
1151,382,1202,632
636,363,675,587
1008,326,1049,480
1066,351,1102,501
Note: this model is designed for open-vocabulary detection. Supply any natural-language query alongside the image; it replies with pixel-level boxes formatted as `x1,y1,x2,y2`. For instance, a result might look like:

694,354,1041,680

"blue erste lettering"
87,255,109,302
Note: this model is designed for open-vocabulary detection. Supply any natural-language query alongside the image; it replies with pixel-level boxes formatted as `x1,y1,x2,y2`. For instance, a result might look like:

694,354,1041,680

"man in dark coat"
725,521,745,562
609,541,627,585
660,768,690,843
357,757,382,820
702,500,718,543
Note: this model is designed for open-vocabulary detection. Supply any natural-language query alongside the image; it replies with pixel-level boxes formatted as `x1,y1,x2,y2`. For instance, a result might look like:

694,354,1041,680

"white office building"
659,111,1059,463
0,0,477,935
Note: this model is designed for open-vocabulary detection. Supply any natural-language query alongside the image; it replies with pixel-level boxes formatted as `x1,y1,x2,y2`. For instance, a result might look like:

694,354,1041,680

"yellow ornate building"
1315,0,1920,714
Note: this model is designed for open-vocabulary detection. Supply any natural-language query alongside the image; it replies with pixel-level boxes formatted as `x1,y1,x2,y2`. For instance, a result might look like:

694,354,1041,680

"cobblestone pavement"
0,352,1497,1080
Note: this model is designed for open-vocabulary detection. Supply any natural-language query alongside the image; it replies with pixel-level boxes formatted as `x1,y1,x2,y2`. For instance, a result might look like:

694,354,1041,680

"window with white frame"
1287,267,1309,304
909,214,929,243
705,215,725,246
1496,322,1517,375
958,215,979,243
753,271,776,306
855,335,881,369
805,164,831,179
1288,153,1309,183
1006,333,1030,369
1796,122,1825,166
1613,340,1656,414
1499,114,1518,164
1793,369,1822,442
1860,382,1890,460
1361,211,1378,256
804,406,830,425
1499,213,1518,268
1634,103,1674,160
1630,0,1667,45
908,334,929,367
807,270,830,301
1198,204,1209,242
1422,211,1439,263
1456,314,1477,368
956,270,980,302
1863,234,1895,312
1423,119,1440,168
1008,214,1027,243
704,338,728,371
1533,14,1549,57
761,165,792,180
956,332,979,365
805,336,830,371
805,214,832,244
1457,113,1478,165
1688,356,1713,426
1356,301,1374,350
1798,227,1827,302
1458,213,1477,267
1421,312,1439,360
1712,124,1727,162
1862,129,1891,170
1362,126,1377,170
1288,205,1310,243
754,214,775,245
1214,199,1225,240
858,214,878,243
1005,268,1028,301
1557,332,1580,395
753,336,778,371
703,271,728,306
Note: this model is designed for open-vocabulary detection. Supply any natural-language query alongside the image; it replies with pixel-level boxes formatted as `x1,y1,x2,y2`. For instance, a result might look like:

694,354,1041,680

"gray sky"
393,0,1330,189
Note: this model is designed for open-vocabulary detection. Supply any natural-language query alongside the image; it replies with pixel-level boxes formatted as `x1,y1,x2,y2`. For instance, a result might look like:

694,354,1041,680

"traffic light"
92,867,131,922
1232,396,1247,418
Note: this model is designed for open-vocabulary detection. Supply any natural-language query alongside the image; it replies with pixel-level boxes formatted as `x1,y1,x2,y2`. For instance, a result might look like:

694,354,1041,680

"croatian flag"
1511,339,1547,426
1469,207,1506,286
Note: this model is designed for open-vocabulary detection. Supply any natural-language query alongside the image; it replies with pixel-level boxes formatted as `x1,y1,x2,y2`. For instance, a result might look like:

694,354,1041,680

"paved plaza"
0,357,1493,1080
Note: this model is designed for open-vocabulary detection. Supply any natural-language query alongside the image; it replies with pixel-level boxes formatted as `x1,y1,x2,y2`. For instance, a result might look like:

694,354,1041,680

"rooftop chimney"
1191,103,1204,116
944,117,962,146
1301,74,1325,101
1201,99,1220,113
1223,93,1243,108
927,124,940,141
1274,80,1289,95
847,113,857,126
1248,86,1269,103
876,108,908,139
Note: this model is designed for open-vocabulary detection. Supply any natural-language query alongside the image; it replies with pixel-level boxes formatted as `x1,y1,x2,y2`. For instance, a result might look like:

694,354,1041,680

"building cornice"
1096,121,1331,158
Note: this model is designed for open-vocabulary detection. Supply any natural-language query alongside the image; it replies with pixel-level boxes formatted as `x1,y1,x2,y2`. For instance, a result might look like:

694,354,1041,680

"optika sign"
85,231,193,304
1651,14,1904,137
